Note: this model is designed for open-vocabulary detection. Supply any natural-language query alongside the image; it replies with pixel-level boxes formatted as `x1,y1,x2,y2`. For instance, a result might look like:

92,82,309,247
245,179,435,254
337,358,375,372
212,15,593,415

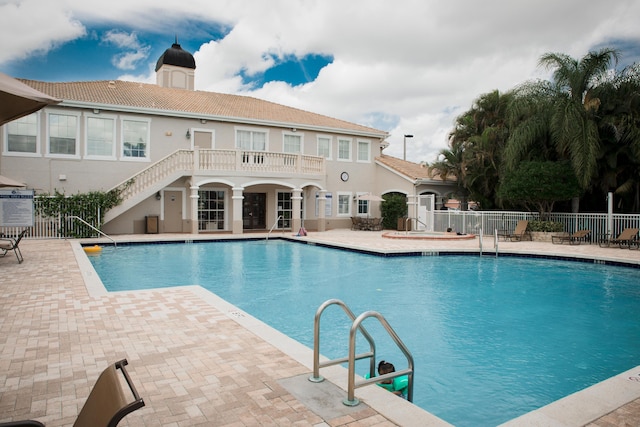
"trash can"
145,215,159,234
397,217,412,231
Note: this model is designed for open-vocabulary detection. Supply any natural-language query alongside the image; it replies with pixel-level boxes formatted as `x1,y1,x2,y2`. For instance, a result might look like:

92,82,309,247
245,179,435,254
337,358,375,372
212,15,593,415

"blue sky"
1,0,639,162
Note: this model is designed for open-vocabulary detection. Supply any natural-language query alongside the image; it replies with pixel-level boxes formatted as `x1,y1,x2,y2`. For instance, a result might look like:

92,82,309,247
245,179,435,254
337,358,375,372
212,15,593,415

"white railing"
113,148,326,204
433,211,640,244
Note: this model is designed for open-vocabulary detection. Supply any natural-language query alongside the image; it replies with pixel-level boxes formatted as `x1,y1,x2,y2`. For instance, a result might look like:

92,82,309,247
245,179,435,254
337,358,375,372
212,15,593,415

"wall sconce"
155,191,161,200
186,130,191,139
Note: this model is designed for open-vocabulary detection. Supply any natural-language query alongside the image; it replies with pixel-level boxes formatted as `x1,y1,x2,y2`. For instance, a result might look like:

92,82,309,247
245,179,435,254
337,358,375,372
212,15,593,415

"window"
198,189,226,231
317,136,331,158
338,138,351,161
337,192,352,216
236,129,267,151
357,140,370,162
356,193,369,216
48,112,79,157
283,133,302,153
122,118,150,160
5,113,39,155
86,115,116,159
277,192,293,229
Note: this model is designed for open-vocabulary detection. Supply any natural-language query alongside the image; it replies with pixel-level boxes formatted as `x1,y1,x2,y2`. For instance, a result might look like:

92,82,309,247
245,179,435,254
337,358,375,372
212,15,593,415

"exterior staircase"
104,148,325,223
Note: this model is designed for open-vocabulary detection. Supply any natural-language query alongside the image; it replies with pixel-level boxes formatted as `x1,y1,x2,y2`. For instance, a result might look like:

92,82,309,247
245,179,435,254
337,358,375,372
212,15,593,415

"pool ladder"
308,299,414,406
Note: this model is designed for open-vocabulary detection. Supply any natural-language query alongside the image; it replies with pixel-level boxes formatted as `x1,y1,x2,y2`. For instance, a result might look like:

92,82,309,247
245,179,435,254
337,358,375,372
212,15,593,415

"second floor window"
338,138,351,161
122,119,149,159
357,140,370,162
6,113,38,154
86,116,115,158
48,113,78,156
283,134,301,153
237,129,266,151
317,136,331,158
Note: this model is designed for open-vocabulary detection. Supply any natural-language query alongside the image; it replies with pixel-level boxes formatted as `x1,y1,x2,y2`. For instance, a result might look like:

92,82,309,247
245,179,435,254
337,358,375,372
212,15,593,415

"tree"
592,63,640,212
505,48,620,189
380,193,408,229
430,90,512,209
497,161,582,218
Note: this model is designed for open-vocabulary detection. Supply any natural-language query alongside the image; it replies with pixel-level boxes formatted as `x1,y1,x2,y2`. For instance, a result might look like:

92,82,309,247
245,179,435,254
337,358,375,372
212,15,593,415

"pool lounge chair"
598,228,639,248
506,220,531,241
551,229,591,245
0,359,145,427
0,228,29,264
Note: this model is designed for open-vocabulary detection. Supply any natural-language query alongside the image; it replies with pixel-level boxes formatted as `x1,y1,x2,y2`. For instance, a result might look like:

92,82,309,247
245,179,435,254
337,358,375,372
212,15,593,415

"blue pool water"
88,240,640,427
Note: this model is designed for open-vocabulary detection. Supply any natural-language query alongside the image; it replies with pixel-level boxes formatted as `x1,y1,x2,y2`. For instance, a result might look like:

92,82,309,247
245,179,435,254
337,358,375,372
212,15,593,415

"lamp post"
403,134,414,161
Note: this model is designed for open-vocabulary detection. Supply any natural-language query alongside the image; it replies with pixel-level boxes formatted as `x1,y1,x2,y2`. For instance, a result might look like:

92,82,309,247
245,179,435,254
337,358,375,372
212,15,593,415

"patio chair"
0,359,145,427
370,217,383,231
506,220,531,241
551,229,591,245
0,228,29,264
598,228,639,248
351,217,361,230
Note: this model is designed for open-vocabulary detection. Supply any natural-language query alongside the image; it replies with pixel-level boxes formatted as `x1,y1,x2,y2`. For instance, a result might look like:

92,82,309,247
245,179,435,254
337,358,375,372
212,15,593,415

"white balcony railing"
111,148,325,209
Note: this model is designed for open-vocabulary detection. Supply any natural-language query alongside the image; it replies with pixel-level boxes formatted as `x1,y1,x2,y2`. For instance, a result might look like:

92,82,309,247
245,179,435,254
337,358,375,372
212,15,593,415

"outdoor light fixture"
200,119,207,124
186,130,191,139
403,134,414,161
155,192,161,200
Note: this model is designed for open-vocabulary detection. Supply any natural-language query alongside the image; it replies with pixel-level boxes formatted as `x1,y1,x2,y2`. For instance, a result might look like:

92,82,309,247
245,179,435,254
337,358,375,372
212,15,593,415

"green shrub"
528,220,563,232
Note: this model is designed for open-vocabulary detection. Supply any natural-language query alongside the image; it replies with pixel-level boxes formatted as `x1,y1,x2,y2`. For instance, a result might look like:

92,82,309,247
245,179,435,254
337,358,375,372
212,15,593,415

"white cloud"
101,30,150,70
2,0,640,163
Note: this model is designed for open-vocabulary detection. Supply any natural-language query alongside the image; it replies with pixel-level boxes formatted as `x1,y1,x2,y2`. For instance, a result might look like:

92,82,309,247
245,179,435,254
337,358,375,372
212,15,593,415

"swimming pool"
88,239,640,427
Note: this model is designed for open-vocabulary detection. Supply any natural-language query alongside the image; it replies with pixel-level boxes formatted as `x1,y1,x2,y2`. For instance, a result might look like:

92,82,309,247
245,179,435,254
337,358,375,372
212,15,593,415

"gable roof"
19,79,388,138
376,154,454,184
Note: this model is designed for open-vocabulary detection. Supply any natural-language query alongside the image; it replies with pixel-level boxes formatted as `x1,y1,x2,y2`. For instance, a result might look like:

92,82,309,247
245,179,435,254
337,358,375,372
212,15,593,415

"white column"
292,188,302,232
232,187,244,234
189,184,199,234
317,190,326,232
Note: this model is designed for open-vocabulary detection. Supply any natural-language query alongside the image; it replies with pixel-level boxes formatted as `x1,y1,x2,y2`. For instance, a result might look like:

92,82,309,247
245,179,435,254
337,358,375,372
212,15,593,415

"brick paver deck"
1,230,639,426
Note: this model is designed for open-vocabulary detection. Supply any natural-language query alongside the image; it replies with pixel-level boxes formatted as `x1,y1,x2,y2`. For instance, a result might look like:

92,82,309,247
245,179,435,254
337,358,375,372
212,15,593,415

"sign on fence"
0,189,34,227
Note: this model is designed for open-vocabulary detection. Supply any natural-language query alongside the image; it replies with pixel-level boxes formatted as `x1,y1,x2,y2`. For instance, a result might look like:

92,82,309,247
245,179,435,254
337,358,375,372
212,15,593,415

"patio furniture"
370,217,383,231
351,217,361,230
0,359,145,427
505,220,531,241
0,228,29,264
551,229,591,245
598,228,639,248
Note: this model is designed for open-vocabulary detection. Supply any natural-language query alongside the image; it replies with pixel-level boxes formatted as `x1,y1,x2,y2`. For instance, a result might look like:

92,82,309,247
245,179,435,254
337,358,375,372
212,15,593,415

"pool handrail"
266,215,283,241
68,215,117,247
309,299,377,384
344,310,414,405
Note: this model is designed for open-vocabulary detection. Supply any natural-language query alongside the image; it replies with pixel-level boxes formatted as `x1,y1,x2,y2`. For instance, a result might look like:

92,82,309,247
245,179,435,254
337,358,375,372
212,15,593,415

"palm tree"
433,90,512,209
505,48,620,189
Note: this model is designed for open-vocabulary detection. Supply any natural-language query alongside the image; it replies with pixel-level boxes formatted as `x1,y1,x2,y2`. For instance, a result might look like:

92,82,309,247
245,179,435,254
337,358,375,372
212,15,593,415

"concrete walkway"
0,230,639,426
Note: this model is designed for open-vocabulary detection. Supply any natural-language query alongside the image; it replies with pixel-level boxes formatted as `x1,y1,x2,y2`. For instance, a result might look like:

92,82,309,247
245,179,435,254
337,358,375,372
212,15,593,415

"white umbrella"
0,175,26,188
356,193,385,202
0,72,60,126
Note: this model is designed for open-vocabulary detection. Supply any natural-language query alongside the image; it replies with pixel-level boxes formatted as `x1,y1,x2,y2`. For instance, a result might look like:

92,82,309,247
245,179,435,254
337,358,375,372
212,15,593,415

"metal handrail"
494,228,499,257
344,310,414,406
266,215,283,241
309,299,376,383
405,216,429,234
68,216,117,247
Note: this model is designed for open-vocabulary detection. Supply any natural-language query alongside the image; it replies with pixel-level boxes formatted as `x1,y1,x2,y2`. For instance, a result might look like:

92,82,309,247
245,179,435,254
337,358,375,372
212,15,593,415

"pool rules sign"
0,189,34,227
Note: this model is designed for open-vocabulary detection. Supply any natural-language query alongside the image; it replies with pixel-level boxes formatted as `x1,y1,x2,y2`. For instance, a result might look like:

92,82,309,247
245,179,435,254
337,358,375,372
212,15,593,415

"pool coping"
73,235,640,426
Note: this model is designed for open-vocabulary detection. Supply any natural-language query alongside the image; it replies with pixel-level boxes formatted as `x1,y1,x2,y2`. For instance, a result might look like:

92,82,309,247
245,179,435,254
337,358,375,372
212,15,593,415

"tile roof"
19,79,388,137
376,154,451,181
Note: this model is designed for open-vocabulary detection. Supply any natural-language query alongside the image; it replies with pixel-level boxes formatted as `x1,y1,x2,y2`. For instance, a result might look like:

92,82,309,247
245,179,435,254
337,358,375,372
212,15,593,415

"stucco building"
0,41,455,235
